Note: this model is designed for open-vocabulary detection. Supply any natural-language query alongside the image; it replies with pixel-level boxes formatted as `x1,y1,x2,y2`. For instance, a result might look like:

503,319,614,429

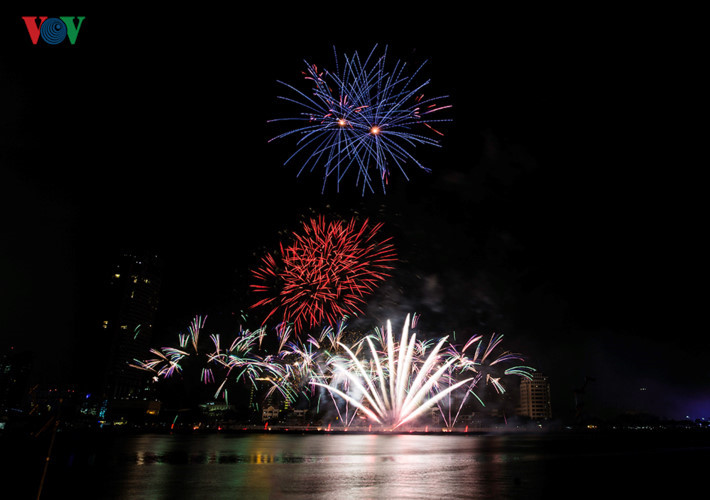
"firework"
312,314,472,429
131,312,534,431
250,216,396,333
312,314,535,430
129,315,268,402
209,325,288,403
129,315,212,380
435,332,536,428
130,314,316,406
269,45,452,194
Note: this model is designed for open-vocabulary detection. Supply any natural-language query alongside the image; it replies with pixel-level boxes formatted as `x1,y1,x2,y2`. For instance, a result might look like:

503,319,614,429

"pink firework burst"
251,216,396,333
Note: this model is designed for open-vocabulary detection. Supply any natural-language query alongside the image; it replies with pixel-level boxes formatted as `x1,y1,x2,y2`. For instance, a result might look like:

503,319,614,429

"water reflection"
12,429,707,499
107,433,544,499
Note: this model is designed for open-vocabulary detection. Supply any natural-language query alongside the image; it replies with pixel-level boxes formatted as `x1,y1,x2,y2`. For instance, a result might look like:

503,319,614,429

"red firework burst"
251,216,396,332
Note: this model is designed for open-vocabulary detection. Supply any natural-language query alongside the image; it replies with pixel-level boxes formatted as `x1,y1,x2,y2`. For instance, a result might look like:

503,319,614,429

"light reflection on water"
101,433,545,499
23,430,707,499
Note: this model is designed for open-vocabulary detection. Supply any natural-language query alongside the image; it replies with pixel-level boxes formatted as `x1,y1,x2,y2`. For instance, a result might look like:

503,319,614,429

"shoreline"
5,423,710,440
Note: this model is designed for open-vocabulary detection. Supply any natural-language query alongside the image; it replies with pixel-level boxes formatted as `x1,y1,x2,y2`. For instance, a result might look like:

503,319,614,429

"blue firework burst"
269,45,452,194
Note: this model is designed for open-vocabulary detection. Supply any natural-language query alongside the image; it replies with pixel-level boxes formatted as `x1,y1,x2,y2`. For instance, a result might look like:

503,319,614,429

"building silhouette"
97,252,162,400
0,347,33,414
518,372,552,420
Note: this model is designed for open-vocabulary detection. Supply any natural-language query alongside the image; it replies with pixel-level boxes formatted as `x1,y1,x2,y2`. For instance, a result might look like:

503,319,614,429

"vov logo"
22,17,85,45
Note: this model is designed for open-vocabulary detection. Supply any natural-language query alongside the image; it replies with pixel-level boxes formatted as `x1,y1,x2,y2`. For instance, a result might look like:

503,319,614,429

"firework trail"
312,314,474,429
262,319,364,411
250,216,396,333
312,314,535,430
130,315,273,403
131,313,533,430
269,45,452,194
209,326,276,400
130,314,325,407
436,332,535,428
130,315,214,381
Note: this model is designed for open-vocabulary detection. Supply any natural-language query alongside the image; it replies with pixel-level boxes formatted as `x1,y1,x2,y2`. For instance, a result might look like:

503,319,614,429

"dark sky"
1,9,704,420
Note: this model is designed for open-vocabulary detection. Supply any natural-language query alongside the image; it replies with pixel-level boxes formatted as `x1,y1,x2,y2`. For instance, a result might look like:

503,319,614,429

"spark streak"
269,45,452,194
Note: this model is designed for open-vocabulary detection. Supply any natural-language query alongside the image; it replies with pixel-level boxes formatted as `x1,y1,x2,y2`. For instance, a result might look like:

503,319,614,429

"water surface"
7,430,707,499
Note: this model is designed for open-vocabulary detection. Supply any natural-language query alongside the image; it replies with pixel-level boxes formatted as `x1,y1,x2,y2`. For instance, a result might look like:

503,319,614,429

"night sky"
1,9,704,420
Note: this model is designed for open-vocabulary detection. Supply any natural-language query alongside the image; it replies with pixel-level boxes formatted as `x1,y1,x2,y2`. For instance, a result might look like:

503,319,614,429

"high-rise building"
0,347,33,413
518,372,552,420
98,252,162,400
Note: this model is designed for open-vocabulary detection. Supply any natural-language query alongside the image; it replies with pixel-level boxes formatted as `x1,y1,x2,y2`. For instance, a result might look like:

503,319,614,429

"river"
4,429,707,499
